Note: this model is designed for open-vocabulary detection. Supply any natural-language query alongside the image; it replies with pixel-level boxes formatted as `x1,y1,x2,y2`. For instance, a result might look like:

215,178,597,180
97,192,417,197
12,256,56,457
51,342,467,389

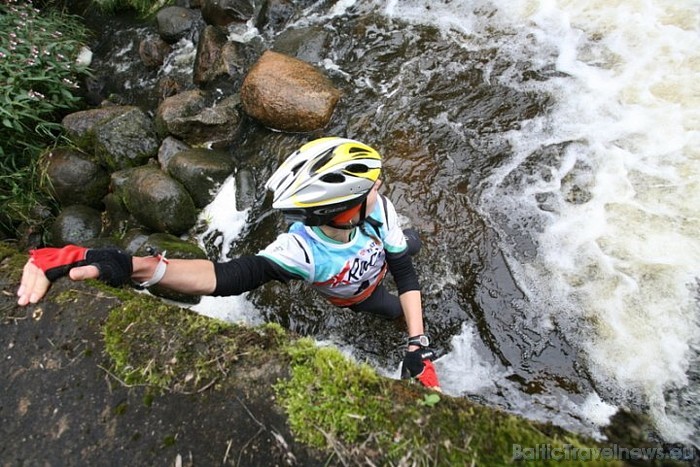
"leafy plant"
0,0,90,234
90,0,173,17
417,392,440,407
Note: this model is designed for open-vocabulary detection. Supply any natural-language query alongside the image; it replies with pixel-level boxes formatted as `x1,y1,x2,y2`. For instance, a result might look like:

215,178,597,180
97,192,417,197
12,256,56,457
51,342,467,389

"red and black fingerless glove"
30,245,133,287
401,348,441,389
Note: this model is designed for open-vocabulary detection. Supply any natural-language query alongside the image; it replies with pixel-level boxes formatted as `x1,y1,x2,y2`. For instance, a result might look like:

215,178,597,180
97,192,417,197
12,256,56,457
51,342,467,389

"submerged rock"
138,35,172,69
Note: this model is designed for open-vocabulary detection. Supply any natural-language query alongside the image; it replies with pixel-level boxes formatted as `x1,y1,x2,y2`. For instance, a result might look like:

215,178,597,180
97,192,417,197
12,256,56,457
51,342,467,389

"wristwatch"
407,334,430,348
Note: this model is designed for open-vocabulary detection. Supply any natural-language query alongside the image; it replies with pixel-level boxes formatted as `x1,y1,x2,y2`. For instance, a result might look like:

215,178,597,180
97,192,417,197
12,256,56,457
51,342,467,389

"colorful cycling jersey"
258,195,407,306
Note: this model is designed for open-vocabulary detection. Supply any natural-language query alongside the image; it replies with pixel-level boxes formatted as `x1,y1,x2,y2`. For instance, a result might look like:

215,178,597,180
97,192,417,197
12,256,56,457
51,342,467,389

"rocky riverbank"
1,243,685,466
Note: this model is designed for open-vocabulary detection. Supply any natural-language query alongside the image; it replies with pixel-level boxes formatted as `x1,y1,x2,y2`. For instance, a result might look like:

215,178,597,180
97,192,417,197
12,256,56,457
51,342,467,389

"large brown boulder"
240,50,341,132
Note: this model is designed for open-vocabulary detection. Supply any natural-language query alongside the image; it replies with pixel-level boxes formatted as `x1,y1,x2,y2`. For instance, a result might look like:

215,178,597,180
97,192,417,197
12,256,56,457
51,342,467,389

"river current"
88,0,700,447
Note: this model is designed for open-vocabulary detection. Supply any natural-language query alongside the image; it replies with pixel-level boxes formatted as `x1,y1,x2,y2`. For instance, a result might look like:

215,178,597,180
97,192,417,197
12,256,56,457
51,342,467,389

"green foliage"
417,392,440,407
0,1,90,233
91,0,173,17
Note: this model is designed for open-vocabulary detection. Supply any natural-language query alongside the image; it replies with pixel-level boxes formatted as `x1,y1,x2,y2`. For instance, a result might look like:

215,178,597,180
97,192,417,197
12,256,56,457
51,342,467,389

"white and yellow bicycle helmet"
265,137,382,226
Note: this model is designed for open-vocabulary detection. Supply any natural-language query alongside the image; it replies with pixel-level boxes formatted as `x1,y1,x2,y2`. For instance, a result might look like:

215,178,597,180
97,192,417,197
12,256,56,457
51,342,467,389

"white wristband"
139,250,169,288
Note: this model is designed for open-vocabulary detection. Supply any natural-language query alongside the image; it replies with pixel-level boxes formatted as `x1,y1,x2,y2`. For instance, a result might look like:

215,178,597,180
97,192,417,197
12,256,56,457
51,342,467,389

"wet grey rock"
201,0,256,26
272,26,331,64
158,136,190,172
120,228,150,255
42,147,109,210
155,90,242,148
257,0,296,32
102,192,143,238
156,6,202,44
138,35,172,68
93,107,160,171
50,205,103,246
220,41,246,79
240,50,340,132
61,106,132,149
114,166,197,235
167,148,236,208
193,25,229,85
235,168,256,211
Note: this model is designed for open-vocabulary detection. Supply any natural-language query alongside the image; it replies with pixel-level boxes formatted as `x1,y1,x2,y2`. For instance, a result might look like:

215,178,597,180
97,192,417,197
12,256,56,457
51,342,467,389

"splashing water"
404,0,700,443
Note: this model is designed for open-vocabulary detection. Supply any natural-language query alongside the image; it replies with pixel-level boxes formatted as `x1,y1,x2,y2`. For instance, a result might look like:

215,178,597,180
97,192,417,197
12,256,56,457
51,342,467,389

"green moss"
275,339,621,466
102,293,285,393
88,279,139,302
0,243,27,284
53,289,84,305
276,338,393,447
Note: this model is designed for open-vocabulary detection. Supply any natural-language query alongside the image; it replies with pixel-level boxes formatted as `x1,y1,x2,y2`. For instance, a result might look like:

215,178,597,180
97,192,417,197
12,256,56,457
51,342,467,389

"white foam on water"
192,294,263,326
580,392,619,427
373,0,700,443
436,323,506,395
482,0,699,443
190,176,263,325
198,176,250,259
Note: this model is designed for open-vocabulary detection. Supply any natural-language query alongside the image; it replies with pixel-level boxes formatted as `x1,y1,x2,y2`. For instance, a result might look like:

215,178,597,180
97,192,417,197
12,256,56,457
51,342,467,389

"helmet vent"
346,163,369,173
320,173,345,183
290,161,305,174
310,148,335,174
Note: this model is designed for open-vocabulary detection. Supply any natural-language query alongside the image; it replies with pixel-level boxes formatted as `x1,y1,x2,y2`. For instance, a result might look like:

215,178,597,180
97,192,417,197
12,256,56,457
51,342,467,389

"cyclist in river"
16,137,440,390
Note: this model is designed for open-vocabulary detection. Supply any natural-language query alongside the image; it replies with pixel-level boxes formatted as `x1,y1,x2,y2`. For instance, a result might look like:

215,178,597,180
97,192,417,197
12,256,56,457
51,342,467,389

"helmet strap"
328,199,368,230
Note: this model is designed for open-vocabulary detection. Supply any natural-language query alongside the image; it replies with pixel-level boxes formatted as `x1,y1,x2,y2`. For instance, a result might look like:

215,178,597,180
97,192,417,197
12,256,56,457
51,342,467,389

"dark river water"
81,0,700,447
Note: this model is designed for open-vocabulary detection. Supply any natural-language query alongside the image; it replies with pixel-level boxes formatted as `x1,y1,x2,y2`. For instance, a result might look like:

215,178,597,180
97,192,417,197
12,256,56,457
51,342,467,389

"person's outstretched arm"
16,245,295,306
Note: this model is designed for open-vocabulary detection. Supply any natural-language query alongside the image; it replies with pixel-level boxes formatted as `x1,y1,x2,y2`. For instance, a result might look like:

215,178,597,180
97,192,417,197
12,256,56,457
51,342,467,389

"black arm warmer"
212,255,300,296
386,252,421,294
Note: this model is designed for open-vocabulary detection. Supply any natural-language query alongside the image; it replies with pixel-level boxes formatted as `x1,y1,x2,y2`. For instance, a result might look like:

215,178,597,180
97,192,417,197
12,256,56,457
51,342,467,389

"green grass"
0,1,91,234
